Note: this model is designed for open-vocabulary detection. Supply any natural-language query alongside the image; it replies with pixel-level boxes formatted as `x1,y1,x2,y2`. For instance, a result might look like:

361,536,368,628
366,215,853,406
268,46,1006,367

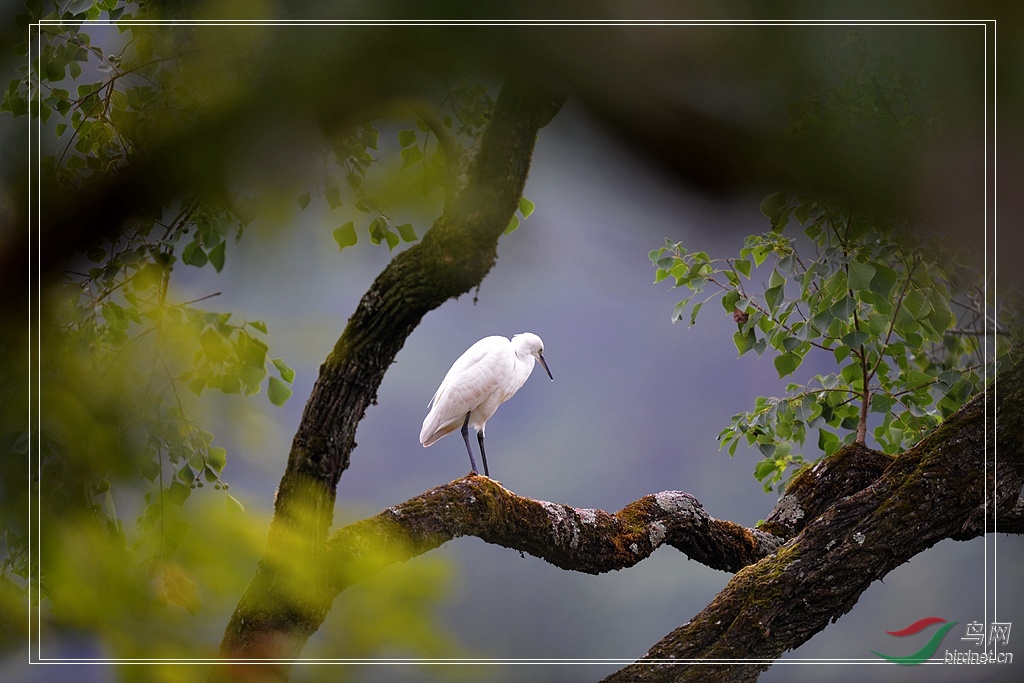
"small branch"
409,100,459,160
868,257,919,381
181,291,221,306
706,274,837,352
946,327,1011,337
857,346,869,444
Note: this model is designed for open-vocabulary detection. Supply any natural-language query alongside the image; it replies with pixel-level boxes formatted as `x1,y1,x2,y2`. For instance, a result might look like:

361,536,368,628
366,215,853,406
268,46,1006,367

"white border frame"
26,15,999,672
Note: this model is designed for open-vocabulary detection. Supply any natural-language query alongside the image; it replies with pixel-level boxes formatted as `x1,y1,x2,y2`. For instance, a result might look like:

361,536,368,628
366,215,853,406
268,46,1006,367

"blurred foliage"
4,0,481,669
653,30,1021,491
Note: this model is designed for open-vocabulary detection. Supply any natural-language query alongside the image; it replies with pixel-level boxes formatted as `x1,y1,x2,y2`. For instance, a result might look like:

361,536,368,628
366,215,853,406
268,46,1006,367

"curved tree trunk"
215,77,565,679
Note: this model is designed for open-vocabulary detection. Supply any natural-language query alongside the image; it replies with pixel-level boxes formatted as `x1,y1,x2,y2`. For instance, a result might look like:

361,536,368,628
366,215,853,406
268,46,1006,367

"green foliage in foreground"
3,1,489,664
652,198,1018,491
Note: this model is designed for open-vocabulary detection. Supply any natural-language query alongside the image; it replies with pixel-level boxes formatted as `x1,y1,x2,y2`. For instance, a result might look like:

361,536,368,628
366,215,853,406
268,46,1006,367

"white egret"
420,333,553,477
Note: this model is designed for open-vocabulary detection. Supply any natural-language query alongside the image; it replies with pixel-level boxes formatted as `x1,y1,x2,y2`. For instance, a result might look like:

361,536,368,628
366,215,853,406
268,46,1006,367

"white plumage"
420,333,552,477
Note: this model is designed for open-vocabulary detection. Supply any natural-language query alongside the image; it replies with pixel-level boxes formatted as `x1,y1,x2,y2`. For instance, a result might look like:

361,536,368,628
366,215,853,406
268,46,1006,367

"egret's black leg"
478,432,489,478
460,413,478,474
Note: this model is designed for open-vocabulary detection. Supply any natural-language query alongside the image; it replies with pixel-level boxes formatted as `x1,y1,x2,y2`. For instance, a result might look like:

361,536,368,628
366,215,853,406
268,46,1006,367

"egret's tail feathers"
420,414,462,448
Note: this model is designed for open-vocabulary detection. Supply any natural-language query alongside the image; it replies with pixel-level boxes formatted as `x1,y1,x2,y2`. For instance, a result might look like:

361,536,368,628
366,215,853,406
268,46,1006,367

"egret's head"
512,332,553,380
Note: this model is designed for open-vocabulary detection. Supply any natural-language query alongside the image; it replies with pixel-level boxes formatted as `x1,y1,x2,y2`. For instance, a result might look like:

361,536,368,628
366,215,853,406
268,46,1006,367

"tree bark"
215,77,565,678
601,361,1024,683
321,480,784,596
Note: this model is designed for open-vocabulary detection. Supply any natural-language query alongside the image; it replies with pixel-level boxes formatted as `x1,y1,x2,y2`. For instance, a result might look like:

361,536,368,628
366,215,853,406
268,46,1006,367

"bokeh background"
5,6,1023,683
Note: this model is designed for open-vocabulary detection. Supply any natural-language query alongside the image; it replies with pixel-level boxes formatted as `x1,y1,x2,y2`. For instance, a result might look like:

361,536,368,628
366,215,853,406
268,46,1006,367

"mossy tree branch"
216,77,565,672
321,478,784,598
601,361,1024,683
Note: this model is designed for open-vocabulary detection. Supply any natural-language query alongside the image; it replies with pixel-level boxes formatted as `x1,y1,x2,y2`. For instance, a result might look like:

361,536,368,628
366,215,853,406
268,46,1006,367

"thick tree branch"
321,478,783,597
991,495,1024,534
759,442,894,538
602,361,1024,683
216,77,565,672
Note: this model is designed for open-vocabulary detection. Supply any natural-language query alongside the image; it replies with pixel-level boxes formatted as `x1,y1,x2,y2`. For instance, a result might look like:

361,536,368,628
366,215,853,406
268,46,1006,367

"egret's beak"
538,353,553,381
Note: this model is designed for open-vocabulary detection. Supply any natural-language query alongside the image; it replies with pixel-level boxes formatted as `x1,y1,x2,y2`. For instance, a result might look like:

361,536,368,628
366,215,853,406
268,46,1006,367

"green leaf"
400,145,423,169
901,290,927,319
384,230,400,250
833,345,851,364
333,222,357,251
396,222,417,242
239,364,267,393
830,296,856,320
182,240,207,268
5,94,27,117
296,191,311,210
823,270,848,297
734,259,752,278
45,60,65,82
226,493,245,514
208,447,227,473
518,196,536,218
773,352,801,378
268,376,293,406
759,191,787,218
505,214,520,235
238,332,269,368
765,284,784,313
733,329,756,356
188,377,206,397
689,301,704,327
722,289,741,313
871,264,899,298
208,240,226,272
782,336,803,352
247,320,268,334
369,220,388,245
841,329,869,349
926,292,954,333
847,260,876,292
272,358,295,383
671,296,692,322
167,481,191,506
398,129,417,147
870,393,894,414
324,185,342,209
866,312,889,334
817,429,839,455
840,362,863,386
754,458,779,482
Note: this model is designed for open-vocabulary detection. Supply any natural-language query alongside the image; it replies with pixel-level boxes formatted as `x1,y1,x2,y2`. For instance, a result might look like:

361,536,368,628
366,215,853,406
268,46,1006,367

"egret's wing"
420,338,509,446
425,336,504,409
